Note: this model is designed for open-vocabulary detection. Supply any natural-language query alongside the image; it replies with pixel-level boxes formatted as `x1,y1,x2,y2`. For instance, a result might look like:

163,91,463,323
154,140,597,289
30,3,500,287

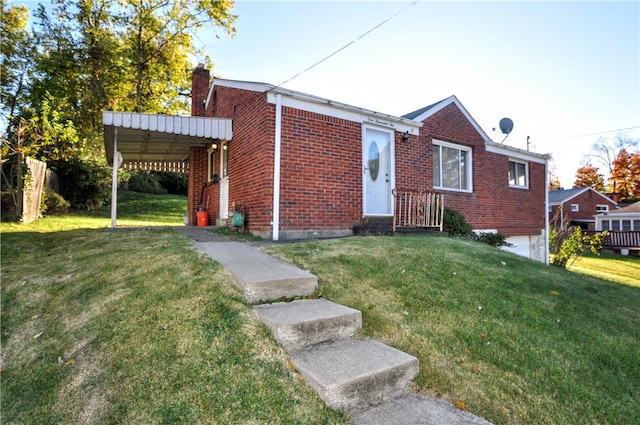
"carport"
103,111,232,227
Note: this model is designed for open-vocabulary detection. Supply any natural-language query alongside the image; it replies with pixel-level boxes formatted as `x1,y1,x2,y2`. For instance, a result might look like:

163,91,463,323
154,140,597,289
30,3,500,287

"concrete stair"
254,298,419,414
290,339,419,413
193,241,317,303
184,229,493,424
254,299,361,350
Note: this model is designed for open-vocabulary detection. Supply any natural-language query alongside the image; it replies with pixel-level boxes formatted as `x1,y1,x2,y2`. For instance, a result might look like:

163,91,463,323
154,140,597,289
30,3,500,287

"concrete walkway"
177,226,493,425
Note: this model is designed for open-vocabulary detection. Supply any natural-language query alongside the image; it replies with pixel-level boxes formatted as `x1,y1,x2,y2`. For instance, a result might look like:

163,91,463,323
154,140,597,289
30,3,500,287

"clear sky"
196,0,640,188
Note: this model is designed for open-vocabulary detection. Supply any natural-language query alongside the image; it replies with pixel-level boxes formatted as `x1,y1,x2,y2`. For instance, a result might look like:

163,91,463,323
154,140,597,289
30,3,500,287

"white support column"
110,128,119,228
272,94,282,241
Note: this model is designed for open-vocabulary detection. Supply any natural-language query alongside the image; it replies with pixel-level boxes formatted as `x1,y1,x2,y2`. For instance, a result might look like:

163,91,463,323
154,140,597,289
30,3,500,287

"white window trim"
433,140,473,193
596,204,609,213
570,204,579,212
508,159,529,189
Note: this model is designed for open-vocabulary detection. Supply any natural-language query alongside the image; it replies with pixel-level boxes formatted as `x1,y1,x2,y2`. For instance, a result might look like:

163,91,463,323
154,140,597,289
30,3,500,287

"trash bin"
231,212,244,227
197,211,209,227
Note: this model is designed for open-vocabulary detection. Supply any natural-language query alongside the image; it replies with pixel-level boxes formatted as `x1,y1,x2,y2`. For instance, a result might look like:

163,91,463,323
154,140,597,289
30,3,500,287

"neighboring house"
595,201,640,232
103,65,549,262
548,188,618,230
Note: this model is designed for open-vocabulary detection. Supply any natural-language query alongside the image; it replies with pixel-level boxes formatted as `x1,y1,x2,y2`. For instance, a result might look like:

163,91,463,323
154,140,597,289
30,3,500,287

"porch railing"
392,189,444,233
585,231,640,248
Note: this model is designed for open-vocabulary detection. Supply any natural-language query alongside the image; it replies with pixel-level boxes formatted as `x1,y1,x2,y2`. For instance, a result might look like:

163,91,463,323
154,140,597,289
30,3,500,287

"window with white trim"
601,220,610,231
596,204,609,213
622,220,632,231
508,160,528,188
433,141,472,192
634,220,640,230
570,204,579,212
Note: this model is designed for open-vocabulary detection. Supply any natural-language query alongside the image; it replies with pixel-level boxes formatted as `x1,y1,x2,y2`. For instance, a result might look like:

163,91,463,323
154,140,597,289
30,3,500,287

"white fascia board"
213,78,271,92
266,90,422,135
486,141,548,164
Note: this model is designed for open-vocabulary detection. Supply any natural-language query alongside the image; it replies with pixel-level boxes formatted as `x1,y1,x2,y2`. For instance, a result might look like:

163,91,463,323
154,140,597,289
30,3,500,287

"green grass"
0,193,346,424
570,251,640,287
263,236,640,425
3,192,639,424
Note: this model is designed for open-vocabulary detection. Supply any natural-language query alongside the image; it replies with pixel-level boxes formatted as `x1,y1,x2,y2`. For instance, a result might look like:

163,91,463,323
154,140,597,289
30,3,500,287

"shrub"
43,188,70,215
549,226,608,267
49,158,112,211
126,170,167,195
474,232,513,247
443,207,473,237
1,189,18,221
154,171,188,195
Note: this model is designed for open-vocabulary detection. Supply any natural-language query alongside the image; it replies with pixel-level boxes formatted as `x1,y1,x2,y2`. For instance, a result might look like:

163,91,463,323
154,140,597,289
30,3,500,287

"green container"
231,212,244,227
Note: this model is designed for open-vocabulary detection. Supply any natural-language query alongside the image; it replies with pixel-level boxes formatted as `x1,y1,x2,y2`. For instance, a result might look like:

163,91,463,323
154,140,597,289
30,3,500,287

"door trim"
362,125,395,217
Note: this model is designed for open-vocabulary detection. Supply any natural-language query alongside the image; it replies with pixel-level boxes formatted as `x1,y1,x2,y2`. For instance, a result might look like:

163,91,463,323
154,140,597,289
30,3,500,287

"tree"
586,133,639,194
611,149,640,198
573,164,605,191
118,0,236,113
3,0,237,210
1,1,33,134
548,175,562,191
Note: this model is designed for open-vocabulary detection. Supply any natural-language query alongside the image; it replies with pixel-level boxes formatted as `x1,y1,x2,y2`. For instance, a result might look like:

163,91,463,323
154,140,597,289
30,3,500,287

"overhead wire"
269,0,421,91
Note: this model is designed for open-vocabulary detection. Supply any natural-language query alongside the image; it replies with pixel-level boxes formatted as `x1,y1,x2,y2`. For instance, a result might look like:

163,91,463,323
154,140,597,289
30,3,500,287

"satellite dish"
499,117,513,134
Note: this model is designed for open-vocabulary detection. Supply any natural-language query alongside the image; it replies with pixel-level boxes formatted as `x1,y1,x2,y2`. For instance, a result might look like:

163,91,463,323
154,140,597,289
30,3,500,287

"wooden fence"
392,189,444,233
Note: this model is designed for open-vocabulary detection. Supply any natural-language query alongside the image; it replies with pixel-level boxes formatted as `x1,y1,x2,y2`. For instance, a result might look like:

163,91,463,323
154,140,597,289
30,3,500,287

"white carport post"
110,127,123,228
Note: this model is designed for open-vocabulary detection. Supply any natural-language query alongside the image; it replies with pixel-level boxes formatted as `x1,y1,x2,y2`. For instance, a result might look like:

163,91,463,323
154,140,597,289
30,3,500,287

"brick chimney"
191,64,210,117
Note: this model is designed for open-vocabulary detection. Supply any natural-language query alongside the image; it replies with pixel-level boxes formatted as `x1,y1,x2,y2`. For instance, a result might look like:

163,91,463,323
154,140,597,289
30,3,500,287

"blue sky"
197,0,640,187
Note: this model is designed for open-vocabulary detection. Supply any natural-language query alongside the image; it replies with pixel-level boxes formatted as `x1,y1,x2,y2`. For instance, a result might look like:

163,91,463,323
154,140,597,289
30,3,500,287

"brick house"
548,187,618,230
104,65,549,262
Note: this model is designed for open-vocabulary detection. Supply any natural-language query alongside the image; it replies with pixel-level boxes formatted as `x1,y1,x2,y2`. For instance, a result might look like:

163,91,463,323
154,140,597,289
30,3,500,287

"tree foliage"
573,164,605,191
1,0,236,210
549,225,607,268
584,134,640,198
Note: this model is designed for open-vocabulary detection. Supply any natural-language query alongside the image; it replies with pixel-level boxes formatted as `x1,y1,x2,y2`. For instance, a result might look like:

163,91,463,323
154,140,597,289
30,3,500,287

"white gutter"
272,94,282,241
545,157,550,265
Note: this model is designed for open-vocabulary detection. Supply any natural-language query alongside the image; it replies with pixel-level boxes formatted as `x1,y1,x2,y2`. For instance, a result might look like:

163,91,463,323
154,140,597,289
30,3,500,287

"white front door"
363,127,393,215
219,141,229,219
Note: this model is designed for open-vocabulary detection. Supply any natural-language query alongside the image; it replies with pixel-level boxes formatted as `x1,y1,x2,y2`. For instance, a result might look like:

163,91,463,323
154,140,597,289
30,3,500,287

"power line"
541,125,640,142
271,0,420,90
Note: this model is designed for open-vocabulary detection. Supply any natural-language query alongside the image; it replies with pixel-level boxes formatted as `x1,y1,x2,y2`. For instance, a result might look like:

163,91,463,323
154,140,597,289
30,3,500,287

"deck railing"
392,189,444,233
585,231,640,248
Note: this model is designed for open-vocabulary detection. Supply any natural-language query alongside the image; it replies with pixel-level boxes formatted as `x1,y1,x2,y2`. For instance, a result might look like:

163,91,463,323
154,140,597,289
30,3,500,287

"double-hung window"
433,141,472,192
508,160,528,188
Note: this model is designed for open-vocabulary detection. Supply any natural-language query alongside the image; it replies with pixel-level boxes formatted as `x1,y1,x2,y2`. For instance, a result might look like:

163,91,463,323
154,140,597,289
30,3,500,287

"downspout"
272,94,282,241
544,157,550,265
110,127,119,228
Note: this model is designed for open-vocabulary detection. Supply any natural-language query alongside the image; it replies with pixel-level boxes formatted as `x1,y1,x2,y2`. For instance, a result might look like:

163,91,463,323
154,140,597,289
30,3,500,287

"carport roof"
103,111,232,172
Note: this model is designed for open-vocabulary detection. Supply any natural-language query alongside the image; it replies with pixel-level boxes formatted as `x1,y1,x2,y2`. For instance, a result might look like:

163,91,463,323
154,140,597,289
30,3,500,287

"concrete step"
350,393,494,425
290,339,419,413
254,299,362,350
193,241,317,303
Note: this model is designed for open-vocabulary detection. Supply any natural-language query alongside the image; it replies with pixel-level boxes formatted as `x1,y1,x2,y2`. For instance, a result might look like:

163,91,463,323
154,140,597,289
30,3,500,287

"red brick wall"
191,66,209,117
279,107,362,231
198,85,277,233
396,103,546,236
